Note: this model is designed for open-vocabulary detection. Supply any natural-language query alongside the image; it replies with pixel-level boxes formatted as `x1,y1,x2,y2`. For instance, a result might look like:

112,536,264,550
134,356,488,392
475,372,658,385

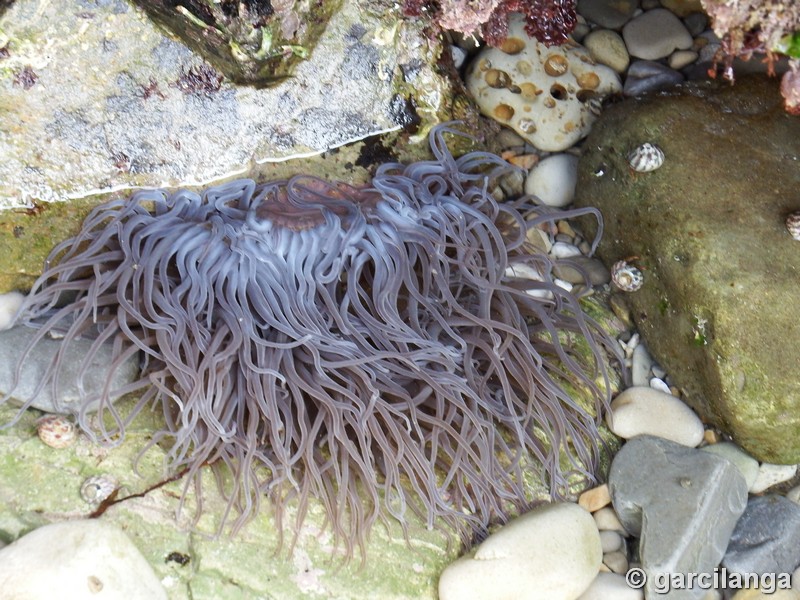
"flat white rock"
524,153,579,207
622,9,693,60
438,503,601,600
0,520,167,600
750,462,798,494
577,572,643,599
606,386,704,447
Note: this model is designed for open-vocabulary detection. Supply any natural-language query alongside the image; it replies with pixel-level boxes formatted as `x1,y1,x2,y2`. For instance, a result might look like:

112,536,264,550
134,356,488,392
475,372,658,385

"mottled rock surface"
0,0,461,208
609,436,748,600
575,75,800,463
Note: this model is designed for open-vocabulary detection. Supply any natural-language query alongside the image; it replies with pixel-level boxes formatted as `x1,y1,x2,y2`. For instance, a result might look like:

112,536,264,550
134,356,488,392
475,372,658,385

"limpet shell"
786,211,800,241
611,260,643,292
627,143,664,173
80,475,118,504
36,415,75,448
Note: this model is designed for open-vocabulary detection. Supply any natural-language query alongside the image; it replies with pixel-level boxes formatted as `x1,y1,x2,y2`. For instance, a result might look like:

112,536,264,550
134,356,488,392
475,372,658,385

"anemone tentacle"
3,124,622,558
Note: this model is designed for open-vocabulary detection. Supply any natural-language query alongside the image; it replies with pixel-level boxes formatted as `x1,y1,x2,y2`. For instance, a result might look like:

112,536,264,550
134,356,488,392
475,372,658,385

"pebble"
579,483,612,513
553,257,611,286
550,241,583,259
577,0,638,29
577,572,644,600
599,530,622,553
593,507,627,534
658,0,704,17
624,60,685,96
0,520,167,599
0,326,140,414
602,550,628,574
606,386,705,447
701,442,760,490
0,291,24,331
649,377,672,394
438,503,601,600
750,463,798,494
723,495,800,577
622,9,694,60
583,30,630,74
524,153,579,207
450,45,468,70
731,590,800,600
630,343,653,387
609,436,749,600
466,14,621,152
683,12,709,36
668,49,699,70
787,484,800,505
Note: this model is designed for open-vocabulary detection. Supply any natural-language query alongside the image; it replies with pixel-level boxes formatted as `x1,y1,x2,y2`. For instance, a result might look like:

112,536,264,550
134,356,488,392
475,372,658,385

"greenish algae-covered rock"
133,0,341,86
574,75,800,463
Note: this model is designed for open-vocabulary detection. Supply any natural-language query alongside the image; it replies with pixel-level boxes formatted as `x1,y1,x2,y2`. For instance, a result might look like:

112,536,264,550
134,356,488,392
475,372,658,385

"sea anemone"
3,124,620,558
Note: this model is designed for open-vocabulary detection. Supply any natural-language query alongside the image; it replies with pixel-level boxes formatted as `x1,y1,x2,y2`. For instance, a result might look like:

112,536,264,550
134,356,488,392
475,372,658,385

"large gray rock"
609,436,748,599
0,0,459,208
0,326,139,414
723,495,800,576
574,75,800,463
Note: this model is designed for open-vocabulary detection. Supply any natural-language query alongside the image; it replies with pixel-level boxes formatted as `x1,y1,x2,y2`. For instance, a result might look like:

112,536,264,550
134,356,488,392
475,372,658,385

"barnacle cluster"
3,124,621,557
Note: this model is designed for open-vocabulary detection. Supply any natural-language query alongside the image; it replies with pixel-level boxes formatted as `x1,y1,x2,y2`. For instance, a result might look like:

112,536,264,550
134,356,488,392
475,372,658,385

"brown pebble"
579,483,611,512
507,154,539,170
703,429,720,445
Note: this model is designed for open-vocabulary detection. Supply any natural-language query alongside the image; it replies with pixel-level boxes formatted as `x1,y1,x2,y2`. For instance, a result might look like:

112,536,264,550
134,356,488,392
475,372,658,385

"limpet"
611,260,644,292
36,415,75,449
80,475,118,504
627,143,664,173
785,211,800,241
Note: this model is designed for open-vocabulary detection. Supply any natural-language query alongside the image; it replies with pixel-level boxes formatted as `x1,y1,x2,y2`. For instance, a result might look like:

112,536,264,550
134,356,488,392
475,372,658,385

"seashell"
786,211,800,241
627,143,664,173
611,260,644,292
36,415,76,448
80,474,118,504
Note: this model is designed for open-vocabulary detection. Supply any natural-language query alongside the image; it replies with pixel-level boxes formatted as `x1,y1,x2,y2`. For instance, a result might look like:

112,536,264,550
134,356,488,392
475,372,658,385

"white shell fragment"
36,415,76,449
627,143,664,172
80,475,119,504
786,211,800,241
611,260,644,292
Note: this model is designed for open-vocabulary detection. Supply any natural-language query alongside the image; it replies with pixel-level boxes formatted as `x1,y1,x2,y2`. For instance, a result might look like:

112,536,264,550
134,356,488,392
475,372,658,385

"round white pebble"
577,572,644,599
599,530,623,553
438,503,601,600
0,291,24,331
524,154,579,208
0,520,167,599
606,386,704,447
750,463,798,494
593,507,627,534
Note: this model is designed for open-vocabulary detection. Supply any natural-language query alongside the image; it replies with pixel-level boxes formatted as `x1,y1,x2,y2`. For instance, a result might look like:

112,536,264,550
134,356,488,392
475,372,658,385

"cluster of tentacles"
4,124,620,558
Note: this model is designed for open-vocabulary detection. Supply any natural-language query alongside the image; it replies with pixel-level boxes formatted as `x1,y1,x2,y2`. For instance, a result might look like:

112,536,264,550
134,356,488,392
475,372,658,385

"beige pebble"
599,530,623,553
593,507,627,534
579,483,612,512
507,153,539,170
703,429,720,445
602,550,628,574
750,463,798,494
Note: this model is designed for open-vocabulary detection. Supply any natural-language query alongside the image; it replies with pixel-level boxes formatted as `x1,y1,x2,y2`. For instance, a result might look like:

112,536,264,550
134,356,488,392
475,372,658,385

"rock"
0,326,140,414
574,75,800,463
609,436,749,600
577,0,638,29
731,590,800,600
750,463,798,494
606,386,705,447
553,257,611,286
631,343,654,387
723,495,800,577
466,15,621,152
0,291,23,330
593,507,627,533
701,442,760,490
524,153,579,207
602,550,628,574
599,530,623,553
622,9,694,60
438,503,601,600
623,60,685,96
0,520,167,599
683,12,709,36
577,572,644,599
787,485,800,505
669,50,699,70
0,0,457,208
583,30,630,74
659,0,704,17
550,241,583,259
579,483,612,513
